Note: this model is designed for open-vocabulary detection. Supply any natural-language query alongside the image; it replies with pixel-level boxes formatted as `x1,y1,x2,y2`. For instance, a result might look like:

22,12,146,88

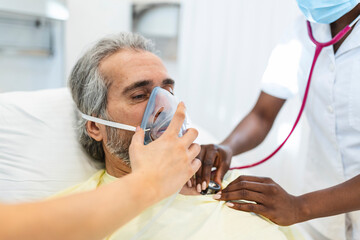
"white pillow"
0,88,217,203
0,88,101,203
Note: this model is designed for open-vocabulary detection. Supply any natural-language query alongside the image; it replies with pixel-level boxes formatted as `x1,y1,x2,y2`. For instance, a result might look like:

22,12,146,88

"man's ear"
86,121,104,141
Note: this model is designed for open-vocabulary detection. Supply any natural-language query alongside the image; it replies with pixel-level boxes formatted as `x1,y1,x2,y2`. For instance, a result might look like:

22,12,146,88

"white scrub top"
261,16,360,240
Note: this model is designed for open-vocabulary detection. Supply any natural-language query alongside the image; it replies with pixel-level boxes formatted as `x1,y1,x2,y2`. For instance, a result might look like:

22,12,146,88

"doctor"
0,104,201,240
197,1,360,240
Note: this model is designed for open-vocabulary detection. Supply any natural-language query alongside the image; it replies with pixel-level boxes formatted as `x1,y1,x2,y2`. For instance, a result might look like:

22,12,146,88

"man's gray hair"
69,32,155,162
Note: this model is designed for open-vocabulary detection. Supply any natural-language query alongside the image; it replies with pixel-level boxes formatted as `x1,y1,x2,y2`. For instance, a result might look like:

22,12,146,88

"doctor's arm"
0,103,201,240
217,173,360,226
195,91,285,187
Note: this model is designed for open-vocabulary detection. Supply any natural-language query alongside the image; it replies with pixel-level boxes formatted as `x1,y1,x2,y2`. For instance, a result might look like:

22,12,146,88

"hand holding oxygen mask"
132,87,202,198
130,102,202,200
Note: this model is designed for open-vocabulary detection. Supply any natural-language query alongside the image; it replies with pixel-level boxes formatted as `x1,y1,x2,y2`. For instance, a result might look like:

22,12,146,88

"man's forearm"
297,174,360,223
0,172,158,240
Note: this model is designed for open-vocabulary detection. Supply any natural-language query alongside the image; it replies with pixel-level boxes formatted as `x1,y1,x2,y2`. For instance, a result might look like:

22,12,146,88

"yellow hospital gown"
56,170,301,240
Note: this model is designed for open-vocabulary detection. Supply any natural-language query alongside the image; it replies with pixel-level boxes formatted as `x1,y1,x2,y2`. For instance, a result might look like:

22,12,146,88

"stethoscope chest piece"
200,180,221,195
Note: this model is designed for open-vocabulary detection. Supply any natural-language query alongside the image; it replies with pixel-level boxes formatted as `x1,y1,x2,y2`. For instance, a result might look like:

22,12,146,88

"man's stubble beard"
105,126,133,167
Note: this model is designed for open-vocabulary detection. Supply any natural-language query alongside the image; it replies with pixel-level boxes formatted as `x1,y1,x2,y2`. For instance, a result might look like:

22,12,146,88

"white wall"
65,0,132,78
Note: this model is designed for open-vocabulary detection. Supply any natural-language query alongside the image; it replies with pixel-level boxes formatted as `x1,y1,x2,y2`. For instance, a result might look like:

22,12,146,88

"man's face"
98,49,174,164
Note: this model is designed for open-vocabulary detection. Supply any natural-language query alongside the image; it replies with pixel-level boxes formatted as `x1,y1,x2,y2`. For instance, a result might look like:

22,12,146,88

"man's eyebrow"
122,80,152,95
162,78,175,86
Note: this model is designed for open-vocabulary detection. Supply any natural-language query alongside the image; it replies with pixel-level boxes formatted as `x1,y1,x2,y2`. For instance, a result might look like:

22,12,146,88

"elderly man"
58,32,296,240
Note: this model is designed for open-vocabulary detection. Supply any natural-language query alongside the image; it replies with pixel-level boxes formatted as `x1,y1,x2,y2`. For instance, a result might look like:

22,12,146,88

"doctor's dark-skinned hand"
213,175,301,226
195,144,233,192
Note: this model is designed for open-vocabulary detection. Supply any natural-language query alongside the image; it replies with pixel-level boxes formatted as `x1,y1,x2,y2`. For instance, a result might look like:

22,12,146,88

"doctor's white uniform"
261,16,360,240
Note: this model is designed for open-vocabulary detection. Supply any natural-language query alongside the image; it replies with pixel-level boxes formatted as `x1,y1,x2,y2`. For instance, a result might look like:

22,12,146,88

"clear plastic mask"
140,87,187,145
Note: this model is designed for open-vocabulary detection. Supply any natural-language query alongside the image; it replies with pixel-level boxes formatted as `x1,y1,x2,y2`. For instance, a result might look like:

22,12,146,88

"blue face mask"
296,0,359,24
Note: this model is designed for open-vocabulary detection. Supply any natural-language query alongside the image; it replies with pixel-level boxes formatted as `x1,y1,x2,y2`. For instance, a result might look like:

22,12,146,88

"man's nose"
153,107,164,123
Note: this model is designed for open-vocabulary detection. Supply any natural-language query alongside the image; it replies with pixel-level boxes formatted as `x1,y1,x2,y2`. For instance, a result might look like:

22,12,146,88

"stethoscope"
230,15,360,171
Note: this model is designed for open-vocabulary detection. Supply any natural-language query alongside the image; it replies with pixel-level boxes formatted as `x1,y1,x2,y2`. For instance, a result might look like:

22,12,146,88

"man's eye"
133,94,146,100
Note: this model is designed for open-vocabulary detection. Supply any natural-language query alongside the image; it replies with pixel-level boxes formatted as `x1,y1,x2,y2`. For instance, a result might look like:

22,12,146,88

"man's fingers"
181,128,199,147
164,102,186,136
226,202,266,216
222,181,268,194
219,189,265,203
